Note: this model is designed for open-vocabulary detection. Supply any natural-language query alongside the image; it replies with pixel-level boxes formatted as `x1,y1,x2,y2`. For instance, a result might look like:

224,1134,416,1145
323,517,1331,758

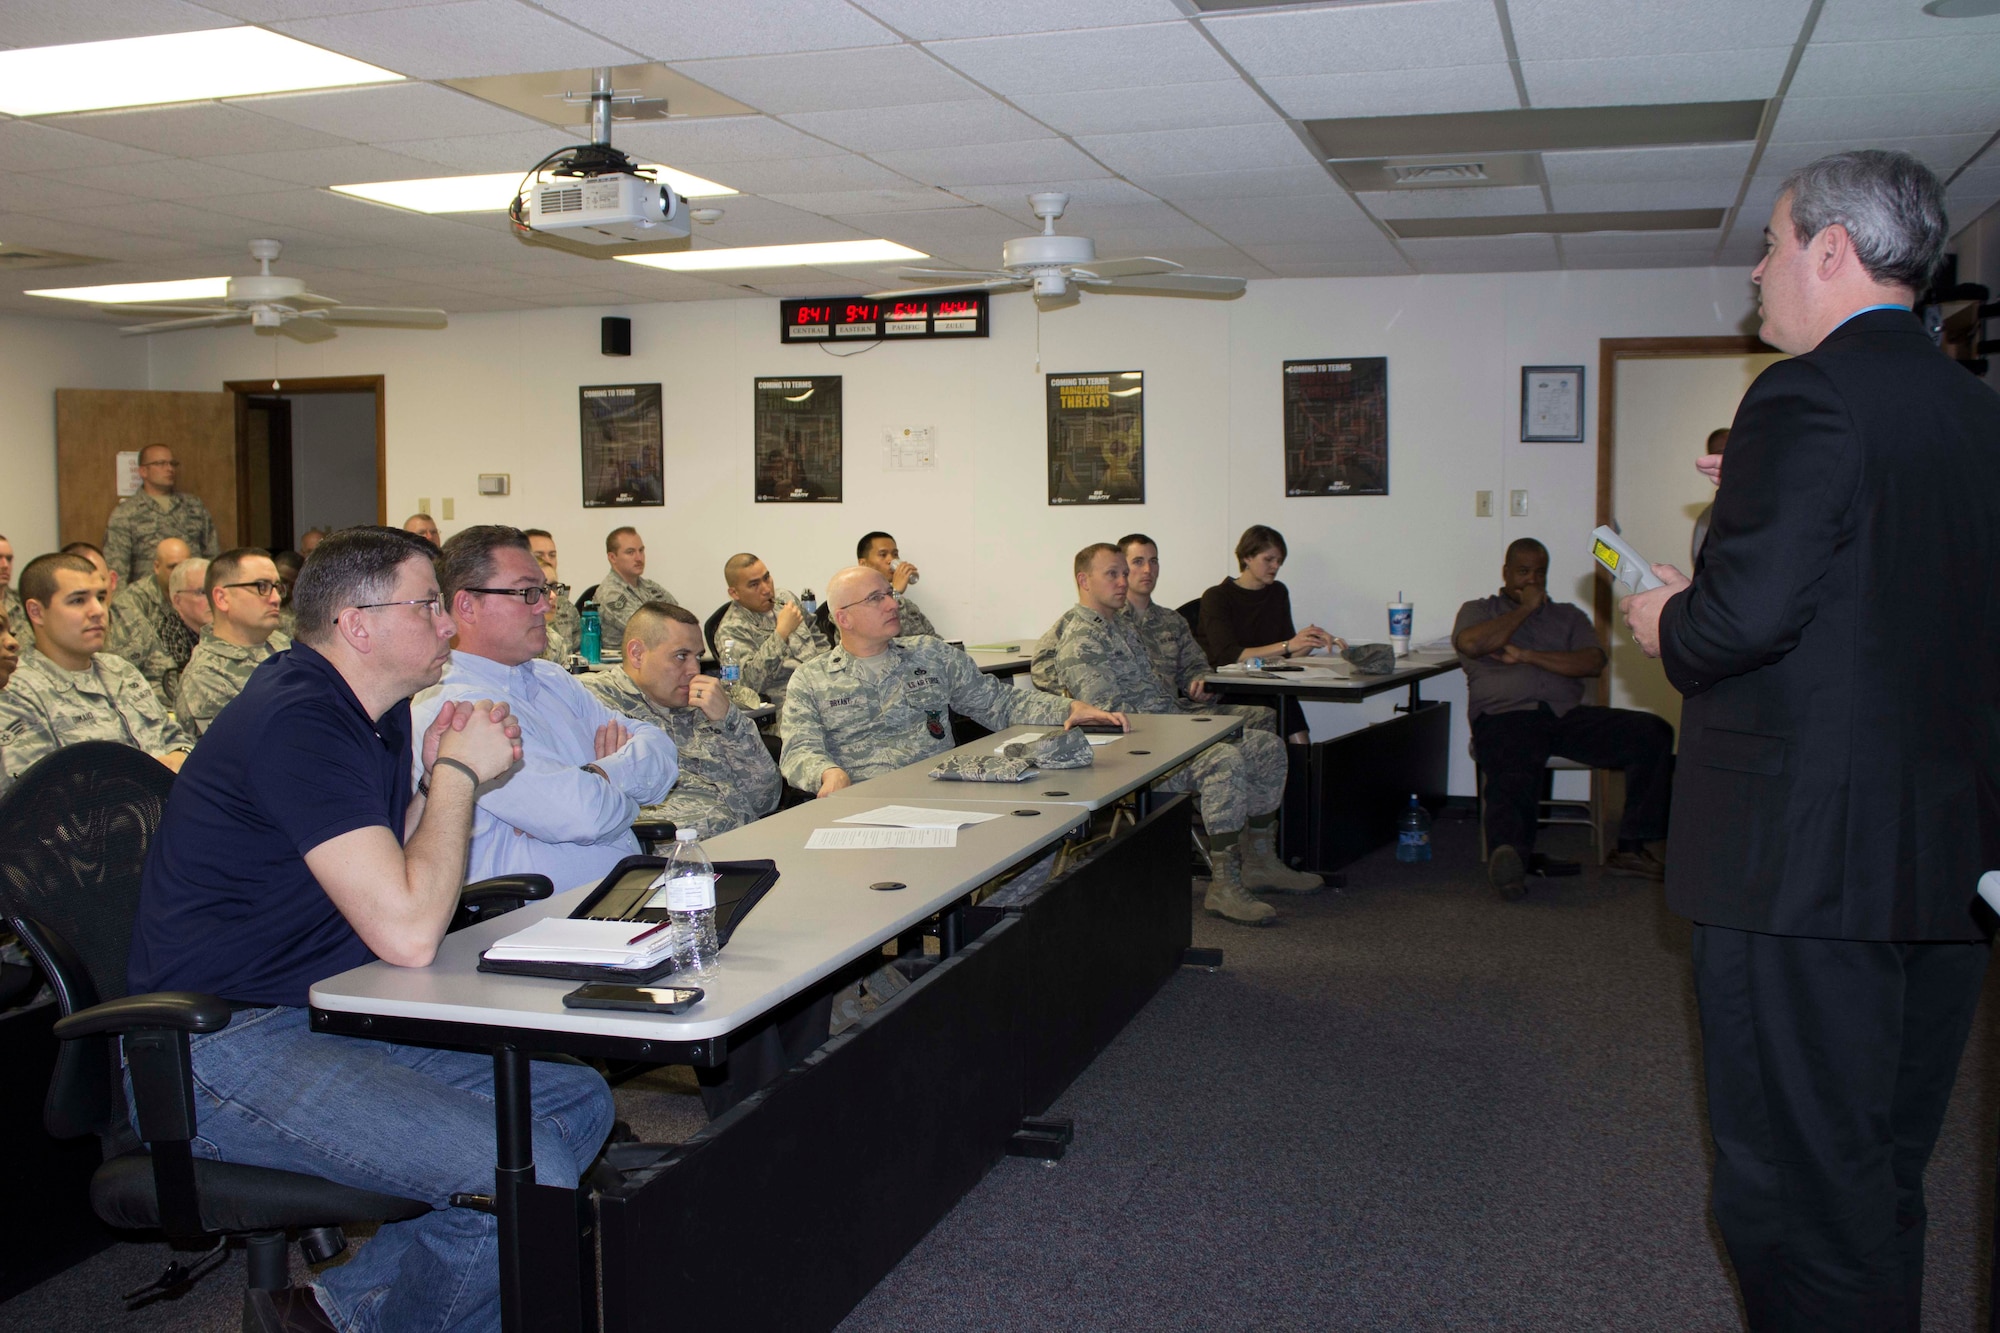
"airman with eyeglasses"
175,548,294,737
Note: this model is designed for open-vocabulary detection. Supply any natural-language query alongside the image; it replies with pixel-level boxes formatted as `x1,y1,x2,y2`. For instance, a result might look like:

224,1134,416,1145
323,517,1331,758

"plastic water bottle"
800,588,817,615
664,828,719,976
718,639,741,688
579,608,602,664
1395,794,1433,863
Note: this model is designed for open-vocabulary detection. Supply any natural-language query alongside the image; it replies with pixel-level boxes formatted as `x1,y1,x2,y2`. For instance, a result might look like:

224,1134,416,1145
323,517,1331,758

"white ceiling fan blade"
275,316,337,343
291,291,344,307
1089,272,1248,298
119,312,251,335
101,303,232,318
318,306,449,328
866,277,1028,299
1072,256,1183,280
894,267,1015,282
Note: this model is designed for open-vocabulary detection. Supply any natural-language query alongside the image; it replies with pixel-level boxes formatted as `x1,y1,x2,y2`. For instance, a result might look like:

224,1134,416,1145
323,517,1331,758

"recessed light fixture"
0,28,401,117
1924,0,2000,16
617,240,928,272
332,166,736,213
26,277,230,304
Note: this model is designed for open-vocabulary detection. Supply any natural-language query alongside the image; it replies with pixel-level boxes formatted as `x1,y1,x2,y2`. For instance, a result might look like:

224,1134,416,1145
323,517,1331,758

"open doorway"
226,375,384,554
1594,337,1781,738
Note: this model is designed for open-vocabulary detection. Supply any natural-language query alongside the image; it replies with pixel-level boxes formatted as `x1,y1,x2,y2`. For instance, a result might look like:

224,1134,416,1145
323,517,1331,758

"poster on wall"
1282,358,1388,496
1047,371,1144,506
754,376,843,502
579,384,664,507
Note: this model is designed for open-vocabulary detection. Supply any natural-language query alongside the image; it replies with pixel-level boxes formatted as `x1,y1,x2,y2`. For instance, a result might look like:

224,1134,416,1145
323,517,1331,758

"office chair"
1176,598,1202,634
0,742,552,1314
703,602,731,658
576,583,600,610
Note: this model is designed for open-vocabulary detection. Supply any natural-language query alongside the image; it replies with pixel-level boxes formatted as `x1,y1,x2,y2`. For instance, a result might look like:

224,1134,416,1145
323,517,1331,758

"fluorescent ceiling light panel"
617,240,927,271
332,166,736,213
26,277,230,303
0,28,402,117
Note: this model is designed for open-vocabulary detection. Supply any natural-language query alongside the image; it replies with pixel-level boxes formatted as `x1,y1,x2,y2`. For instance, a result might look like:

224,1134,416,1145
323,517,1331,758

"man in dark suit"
1622,150,2000,1331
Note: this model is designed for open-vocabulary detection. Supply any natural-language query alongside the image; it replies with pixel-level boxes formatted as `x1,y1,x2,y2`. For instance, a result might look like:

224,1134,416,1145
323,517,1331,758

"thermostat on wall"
478,474,510,496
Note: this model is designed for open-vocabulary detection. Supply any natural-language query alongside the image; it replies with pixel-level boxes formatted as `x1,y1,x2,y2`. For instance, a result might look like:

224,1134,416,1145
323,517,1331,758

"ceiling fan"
103,240,448,342
868,192,1248,311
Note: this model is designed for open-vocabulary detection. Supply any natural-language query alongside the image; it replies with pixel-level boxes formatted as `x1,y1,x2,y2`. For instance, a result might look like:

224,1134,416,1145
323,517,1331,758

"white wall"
131,267,1763,793
289,391,378,537
0,313,148,560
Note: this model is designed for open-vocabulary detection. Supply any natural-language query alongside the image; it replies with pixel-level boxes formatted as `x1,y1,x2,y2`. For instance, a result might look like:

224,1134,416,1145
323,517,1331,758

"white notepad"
483,917,675,968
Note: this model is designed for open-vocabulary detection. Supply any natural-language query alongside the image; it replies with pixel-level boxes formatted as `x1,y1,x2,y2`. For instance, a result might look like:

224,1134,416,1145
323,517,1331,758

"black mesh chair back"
0,743,172,1143
704,601,731,658
576,582,600,610
1176,598,1203,634
815,600,836,648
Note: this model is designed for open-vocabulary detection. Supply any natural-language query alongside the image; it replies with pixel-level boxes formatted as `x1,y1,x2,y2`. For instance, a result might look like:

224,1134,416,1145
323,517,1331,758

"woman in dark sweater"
1198,524,1341,742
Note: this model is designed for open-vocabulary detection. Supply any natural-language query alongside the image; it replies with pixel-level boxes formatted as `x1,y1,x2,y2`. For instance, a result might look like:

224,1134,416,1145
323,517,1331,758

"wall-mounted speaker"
602,316,631,357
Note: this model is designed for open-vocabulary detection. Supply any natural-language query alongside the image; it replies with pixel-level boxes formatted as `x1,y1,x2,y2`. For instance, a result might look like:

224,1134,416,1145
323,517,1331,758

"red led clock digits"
938,299,975,316
794,305,830,324
844,303,878,322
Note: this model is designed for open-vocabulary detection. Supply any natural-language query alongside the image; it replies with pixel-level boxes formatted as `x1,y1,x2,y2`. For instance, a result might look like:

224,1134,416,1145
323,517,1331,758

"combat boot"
1239,822,1324,894
1203,842,1276,926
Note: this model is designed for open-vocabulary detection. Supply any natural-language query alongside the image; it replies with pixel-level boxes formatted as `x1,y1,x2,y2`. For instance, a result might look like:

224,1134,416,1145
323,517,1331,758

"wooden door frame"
1591,336,1772,697
223,375,387,541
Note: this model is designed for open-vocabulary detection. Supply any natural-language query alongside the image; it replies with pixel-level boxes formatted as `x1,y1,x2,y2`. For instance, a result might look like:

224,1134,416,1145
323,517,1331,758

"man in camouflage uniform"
582,601,779,837
714,553,830,727
103,444,219,588
857,531,941,638
108,541,208,709
0,599,20,691
1118,533,1278,738
0,532,27,658
1046,543,1321,926
272,549,302,639
525,529,581,663
1,552,192,788
595,526,678,654
176,548,291,737
781,565,1124,796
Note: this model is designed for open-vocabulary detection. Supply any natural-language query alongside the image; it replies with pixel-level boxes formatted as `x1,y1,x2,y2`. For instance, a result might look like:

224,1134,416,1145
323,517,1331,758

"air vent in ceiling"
1389,209,1726,239
1335,153,1542,193
1389,162,1487,185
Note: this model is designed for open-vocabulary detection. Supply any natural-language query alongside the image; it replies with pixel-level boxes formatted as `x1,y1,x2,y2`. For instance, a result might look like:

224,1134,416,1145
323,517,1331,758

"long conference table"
311,712,1232,1331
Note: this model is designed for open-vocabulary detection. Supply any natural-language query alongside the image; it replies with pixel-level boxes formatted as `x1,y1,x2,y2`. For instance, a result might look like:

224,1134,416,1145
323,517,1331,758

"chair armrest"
631,819,676,846
449,873,555,934
54,991,233,1041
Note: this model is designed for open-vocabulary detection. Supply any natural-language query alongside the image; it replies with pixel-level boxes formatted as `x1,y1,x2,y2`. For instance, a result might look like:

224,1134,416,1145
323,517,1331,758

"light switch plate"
417,497,430,515
1509,489,1529,517
441,498,454,520
1475,490,1493,517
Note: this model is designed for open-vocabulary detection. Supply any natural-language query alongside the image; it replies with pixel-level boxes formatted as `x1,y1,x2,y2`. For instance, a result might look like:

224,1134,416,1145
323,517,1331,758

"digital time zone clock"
780,291,988,343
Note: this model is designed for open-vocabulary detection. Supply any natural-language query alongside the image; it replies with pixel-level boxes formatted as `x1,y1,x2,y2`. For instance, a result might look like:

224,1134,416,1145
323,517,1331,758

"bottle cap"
675,828,697,841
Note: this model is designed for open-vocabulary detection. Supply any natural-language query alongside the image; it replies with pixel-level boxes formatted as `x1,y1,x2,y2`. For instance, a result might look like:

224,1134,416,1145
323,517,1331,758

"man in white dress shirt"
413,525,677,887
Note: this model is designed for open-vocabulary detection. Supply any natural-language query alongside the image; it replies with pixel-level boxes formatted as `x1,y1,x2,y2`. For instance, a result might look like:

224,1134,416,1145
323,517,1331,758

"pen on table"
628,919,673,946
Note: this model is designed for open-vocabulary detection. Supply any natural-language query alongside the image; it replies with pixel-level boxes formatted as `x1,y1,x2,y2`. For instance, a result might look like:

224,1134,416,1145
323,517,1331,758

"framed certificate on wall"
1521,365,1585,442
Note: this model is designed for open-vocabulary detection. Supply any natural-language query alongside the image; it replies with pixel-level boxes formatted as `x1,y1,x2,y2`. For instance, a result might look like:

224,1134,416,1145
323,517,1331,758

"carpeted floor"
7,815,1995,1331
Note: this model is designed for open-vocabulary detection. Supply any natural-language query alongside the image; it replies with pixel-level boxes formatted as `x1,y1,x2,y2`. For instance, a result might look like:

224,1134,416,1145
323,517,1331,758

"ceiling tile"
1009,80,1277,137
0,120,162,171
45,157,301,200
1756,134,1993,179
680,215,872,246
533,0,898,60
48,103,354,157
1559,229,1722,256
0,174,133,215
273,1,640,80
1399,233,1560,272
1076,123,1315,178
0,0,233,47
1360,184,1547,219
858,204,1034,241
200,144,446,187
1509,0,1811,59
1549,179,1739,212
1242,243,1409,277
88,198,354,248
229,82,549,143
924,22,1236,95
1561,248,1716,270
850,0,1183,42
696,153,917,194
1176,193,1378,244
1,213,216,259
760,186,978,214
1258,66,1521,121
1203,0,1507,77
1769,91,2000,144
1813,0,2000,42
871,138,1110,188
669,46,981,114
609,116,851,165
1130,165,1344,201
374,129,580,173
950,177,1162,217
780,100,1055,154
1521,48,1790,108
1788,34,2000,100
1541,143,1755,185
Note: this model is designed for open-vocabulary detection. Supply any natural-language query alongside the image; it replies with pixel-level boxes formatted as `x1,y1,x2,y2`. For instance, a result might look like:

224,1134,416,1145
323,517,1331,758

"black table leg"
939,905,963,958
493,1045,533,1333
493,1045,593,1333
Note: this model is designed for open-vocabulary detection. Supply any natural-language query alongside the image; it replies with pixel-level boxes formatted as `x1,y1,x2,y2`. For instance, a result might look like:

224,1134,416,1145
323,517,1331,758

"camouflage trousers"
1153,727,1287,834
640,795,749,841
1206,700,1278,735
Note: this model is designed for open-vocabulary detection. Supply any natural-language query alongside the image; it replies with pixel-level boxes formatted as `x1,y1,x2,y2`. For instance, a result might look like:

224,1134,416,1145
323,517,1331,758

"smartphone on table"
563,984,704,1013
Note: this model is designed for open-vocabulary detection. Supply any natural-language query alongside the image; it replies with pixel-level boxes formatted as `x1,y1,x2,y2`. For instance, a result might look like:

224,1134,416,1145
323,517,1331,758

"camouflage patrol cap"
928,754,1037,782
1342,642,1397,675
1002,728,1094,769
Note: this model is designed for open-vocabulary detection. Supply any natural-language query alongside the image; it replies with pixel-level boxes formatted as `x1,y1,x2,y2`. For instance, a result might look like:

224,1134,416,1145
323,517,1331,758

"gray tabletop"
310,795,1085,1043
1201,648,1462,702
840,713,1244,810
966,647,1032,677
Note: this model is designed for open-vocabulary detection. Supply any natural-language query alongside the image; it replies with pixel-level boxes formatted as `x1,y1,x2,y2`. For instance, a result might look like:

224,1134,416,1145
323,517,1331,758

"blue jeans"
140,1004,614,1332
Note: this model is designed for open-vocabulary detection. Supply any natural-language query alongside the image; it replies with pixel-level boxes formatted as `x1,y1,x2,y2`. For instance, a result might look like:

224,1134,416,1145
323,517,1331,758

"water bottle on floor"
1395,794,1432,863
664,829,719,977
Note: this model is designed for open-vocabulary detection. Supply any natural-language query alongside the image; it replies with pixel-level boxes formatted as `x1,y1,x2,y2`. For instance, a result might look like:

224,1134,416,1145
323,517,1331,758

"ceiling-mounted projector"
526,172,687,246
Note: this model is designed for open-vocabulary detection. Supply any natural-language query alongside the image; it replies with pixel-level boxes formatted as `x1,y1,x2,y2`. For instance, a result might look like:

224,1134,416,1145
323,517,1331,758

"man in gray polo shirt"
1453,537,1673,899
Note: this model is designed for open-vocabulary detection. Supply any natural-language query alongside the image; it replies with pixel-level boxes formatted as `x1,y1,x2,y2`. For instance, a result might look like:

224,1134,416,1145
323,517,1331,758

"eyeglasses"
222,579,283,598
463,584,552,608
354,596,446,617
140,459,178,468
837,589,899,612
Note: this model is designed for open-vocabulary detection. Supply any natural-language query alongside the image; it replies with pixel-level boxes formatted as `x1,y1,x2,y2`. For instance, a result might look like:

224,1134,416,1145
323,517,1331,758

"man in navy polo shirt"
130,526,614,1333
